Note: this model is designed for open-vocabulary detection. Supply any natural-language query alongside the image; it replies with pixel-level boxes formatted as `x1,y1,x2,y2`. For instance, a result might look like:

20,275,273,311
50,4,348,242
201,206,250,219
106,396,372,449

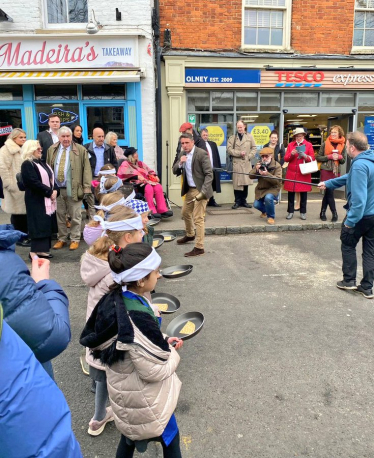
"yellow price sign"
250,126,272,146
205,125,225,146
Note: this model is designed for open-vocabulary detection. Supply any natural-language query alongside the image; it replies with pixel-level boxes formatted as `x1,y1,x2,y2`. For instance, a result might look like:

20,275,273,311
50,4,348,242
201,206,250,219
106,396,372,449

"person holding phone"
316,125,346,222
284,128,315,220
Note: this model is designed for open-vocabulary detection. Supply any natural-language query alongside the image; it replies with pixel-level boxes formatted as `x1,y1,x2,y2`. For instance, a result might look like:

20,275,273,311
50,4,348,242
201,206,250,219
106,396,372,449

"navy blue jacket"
0,224,71,363
0,306,82,458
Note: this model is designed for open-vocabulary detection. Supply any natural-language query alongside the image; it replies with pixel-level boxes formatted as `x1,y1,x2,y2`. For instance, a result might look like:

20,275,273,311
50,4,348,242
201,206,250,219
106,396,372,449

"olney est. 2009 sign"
0,36,139,70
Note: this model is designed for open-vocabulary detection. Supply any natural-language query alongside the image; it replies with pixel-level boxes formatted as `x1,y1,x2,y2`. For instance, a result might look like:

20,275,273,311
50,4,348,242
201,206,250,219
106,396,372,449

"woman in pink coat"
284,128,315,220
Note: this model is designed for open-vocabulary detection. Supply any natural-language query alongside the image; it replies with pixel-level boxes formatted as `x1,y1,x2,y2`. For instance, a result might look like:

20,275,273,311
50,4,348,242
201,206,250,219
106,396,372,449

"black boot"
320,210,327,221
331,211,338,222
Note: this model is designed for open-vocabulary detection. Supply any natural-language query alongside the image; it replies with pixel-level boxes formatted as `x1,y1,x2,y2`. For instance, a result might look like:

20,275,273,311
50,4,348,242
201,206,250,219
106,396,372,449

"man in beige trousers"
173,133,213,257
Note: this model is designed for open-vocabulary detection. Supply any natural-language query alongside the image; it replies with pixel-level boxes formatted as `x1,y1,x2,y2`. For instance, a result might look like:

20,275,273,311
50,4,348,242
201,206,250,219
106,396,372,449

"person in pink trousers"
117,147,173,219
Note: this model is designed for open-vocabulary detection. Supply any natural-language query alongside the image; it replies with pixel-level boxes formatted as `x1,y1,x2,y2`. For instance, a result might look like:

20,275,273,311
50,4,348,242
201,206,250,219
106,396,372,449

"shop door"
0,106,25,148
82,103,128,149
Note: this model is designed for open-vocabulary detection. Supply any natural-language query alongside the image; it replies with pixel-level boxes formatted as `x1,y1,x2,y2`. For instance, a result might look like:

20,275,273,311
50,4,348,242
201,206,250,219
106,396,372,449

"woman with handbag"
284,128,315,220
0,128,30,246
315,125,346,222
117,147,173,219
20,140,58,259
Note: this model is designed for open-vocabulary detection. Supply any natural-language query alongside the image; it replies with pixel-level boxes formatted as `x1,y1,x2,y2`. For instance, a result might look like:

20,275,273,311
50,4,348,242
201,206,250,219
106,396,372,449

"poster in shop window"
247,124,274,160
200,124,230,181
364,117,374,150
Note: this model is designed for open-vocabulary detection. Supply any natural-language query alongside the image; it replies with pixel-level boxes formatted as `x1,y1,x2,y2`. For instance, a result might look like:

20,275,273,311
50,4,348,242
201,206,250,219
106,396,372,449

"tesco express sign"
275,71,325,83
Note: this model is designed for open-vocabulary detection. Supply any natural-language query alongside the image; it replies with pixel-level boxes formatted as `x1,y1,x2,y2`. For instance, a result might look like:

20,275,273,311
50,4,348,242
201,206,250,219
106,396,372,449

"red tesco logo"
275,71,325,83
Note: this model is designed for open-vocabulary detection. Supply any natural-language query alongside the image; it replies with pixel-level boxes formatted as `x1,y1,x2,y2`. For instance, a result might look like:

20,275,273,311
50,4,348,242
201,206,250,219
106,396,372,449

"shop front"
163,57,374,204
0,35,145,157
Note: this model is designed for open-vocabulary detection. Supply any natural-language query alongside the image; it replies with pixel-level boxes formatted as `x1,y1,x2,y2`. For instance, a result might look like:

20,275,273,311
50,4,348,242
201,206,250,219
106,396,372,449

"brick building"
160,0,374,204
0,1,156,166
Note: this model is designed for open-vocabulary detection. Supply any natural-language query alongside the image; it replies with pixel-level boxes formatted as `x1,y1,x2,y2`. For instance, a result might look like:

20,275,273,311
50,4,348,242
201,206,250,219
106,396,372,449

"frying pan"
151,292,180,314
165,311,205,341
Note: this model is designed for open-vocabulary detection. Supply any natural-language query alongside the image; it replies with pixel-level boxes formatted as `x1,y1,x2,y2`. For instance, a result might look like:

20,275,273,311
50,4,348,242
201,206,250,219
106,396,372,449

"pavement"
153,196,345,236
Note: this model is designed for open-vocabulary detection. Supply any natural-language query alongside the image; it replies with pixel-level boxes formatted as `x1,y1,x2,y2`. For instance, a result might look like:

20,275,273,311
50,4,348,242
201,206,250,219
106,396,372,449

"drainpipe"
153,0,162,181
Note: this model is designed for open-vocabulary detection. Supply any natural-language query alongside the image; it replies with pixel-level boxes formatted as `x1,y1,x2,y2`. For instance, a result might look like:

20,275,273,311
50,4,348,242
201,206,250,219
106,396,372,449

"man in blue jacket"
0,304,82,458
318,131,374,299
0,224,71,377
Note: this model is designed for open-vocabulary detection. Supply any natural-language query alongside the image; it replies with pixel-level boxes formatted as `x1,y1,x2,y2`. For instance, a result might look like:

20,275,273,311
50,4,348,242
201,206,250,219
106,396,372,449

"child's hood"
81,251,111,287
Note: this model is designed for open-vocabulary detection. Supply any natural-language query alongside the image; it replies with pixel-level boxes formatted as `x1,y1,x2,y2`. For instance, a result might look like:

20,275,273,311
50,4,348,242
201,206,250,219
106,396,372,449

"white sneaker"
88,407,114,436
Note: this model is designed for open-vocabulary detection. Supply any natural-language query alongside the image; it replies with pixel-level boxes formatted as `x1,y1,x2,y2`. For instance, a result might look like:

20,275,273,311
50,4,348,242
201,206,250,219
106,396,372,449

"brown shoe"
53,241,67,250
177,235,195,245
260,212,267,219
267,218,275,225
69,241,80,250
184,247,205,257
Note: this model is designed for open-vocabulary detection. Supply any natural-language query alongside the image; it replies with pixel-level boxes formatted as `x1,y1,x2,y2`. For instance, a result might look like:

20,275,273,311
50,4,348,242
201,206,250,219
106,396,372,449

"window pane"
47,0,67,23
260,92,280,110
271,28,283,45
236,92,258,111
356,0,367,7
35,104,80,131
258,28,270,45
368,0,374,7
246,0,285,6
34,85,78,100
0,85,23,101
0,109,23,148
321,92,355,107
245,28,257,44
86,106,125,139
354,28,364,45
187,91,209,112
359,92,374,110
68,0,88,23
284,92,318,107
355,12,365,28
212,92,234,111
365,29,374,45
82,85,126,100
366,12,374,28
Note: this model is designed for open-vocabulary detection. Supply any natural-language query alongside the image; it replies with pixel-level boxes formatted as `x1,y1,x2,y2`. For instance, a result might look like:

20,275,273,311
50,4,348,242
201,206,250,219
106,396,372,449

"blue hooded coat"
0,305,82,458
0,224,71,362
325,150,374,227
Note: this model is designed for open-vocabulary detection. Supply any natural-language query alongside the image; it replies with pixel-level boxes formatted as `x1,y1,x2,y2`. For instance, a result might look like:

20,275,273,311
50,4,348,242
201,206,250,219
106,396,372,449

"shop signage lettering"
185,69,261,85
332,74,374,85
0,37,138,70
274,71,324,88
0,125,12,136
39,108,79,126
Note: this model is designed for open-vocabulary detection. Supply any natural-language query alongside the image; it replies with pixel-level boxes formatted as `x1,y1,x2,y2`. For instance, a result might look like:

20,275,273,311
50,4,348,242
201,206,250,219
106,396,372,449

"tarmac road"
15,230,374,458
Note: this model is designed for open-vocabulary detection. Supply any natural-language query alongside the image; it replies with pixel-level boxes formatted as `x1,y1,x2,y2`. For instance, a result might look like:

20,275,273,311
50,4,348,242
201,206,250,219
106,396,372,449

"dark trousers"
31,237,51,253
341,215,374,290
116,431,182,458
321,188,336,212
234,186,248,205
10,214,28,234
287,192,307,213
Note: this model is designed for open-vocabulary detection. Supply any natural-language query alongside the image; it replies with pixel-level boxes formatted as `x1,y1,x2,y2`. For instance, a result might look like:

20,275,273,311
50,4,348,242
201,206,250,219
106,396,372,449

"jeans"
341,215,374,290
116,431,182,458
254,193,278,218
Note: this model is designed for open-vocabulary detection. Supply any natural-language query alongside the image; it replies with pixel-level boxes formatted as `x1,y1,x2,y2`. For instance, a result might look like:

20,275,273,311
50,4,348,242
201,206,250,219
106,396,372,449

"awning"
0,69,142,84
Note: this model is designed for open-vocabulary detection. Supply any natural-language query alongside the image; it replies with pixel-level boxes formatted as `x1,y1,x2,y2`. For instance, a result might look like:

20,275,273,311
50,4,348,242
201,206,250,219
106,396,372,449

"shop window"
284,92,318,107
86,106,125,139
212,92,234,111
321,92,355,107
34,85,78,100
358,92,374,110
0,85,23,101
46,0,88,24
260,92,281,111
187,91,210,112
353,1,374,47
35,104,80,132
236,91,258,111
82,85,126,100
0,109,23,148
243,0,291,50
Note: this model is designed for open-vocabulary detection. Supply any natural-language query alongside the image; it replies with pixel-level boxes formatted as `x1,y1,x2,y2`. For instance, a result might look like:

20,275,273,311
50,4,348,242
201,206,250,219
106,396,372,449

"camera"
259,162,268,172
282,109,288,114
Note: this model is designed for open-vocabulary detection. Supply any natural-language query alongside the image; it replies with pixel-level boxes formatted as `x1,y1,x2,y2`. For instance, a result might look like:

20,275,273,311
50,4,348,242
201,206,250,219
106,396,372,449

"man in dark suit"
200,128,222,207
172,133,213,257
84,127,118,218
37,114,61,162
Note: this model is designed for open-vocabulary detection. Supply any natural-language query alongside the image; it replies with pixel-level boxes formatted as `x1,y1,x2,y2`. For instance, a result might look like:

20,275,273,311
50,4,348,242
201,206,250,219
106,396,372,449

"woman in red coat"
284,128,315,220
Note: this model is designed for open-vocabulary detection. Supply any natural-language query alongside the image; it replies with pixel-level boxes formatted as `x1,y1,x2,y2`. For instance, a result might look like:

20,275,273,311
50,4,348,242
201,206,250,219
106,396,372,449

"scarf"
34,162,56,216
324,135,345,176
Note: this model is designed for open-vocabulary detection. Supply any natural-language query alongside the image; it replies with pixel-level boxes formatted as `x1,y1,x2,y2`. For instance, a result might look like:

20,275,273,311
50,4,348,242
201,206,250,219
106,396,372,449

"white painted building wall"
0,0,157,168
